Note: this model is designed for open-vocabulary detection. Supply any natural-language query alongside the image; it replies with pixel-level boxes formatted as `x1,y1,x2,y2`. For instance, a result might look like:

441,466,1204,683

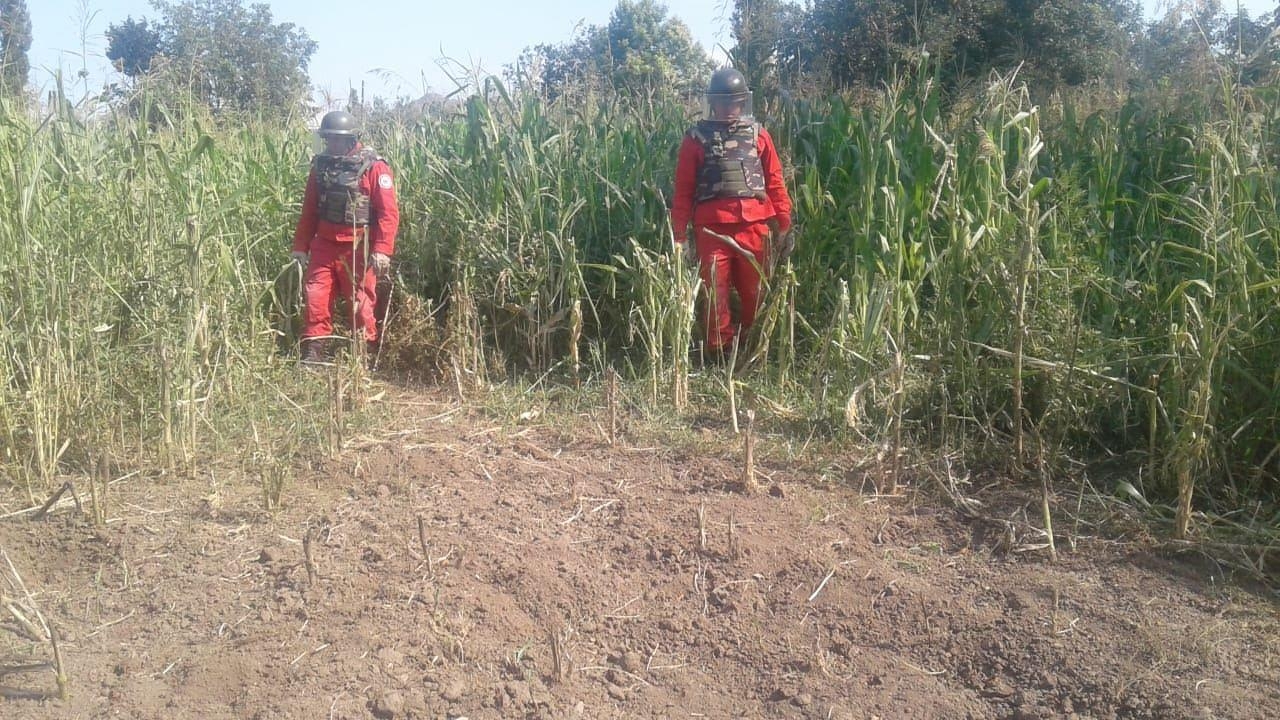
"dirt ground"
2,383,1278,720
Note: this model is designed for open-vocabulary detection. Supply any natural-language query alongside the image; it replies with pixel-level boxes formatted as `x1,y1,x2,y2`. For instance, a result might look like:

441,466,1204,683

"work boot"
299,338,328,365
701,345,731,369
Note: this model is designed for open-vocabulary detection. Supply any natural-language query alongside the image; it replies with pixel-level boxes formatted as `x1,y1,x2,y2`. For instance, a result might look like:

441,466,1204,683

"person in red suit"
670,67,792,363
291,110,400,364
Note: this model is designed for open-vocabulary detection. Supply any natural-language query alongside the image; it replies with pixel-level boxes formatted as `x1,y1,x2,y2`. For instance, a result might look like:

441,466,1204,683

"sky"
26,0,735,105
24,0,1280,106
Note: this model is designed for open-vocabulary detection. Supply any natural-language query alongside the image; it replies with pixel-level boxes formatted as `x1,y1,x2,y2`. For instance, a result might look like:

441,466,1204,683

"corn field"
2,67,1278,532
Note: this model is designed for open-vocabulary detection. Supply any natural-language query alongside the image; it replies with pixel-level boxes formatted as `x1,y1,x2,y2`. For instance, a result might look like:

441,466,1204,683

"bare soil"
2,385,1278,719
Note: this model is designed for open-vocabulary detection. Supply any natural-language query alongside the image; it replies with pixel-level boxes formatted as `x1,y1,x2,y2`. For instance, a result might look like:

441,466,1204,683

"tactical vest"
689,120,767,203
313,147,380,226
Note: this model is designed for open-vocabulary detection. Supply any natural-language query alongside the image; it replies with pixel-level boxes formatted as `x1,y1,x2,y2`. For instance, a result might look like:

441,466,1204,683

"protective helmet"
703,67,753,120
706,67,750,100
318,110,358,138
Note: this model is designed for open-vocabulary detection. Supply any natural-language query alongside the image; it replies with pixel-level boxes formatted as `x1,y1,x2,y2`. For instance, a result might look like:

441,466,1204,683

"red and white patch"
378,174,393,189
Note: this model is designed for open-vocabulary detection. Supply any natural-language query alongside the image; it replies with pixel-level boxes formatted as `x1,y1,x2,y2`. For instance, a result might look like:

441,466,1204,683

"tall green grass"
389,68,1279,519
0,89,339,497
3,66,1278,531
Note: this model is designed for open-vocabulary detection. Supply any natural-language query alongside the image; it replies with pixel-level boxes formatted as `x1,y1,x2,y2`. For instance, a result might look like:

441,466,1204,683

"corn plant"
4,57,1278,529
0,86,341,494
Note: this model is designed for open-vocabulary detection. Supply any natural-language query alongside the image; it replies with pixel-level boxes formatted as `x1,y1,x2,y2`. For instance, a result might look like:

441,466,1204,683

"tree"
1135,2,1280,89
513,34,599,100
729,0,807,99
1223,6,1280,85
106,17,162,77
106,0,317,118
803,0,929,88
799,0,1140,91
991,1,1141,89
0,0,31,99
597,0,710,96
514,0,709,100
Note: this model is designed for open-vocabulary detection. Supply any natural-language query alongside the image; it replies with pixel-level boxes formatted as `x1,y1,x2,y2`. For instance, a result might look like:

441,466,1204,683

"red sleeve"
759,128,792,233
670,135,702,244
292,169,319,252
367,160,400,256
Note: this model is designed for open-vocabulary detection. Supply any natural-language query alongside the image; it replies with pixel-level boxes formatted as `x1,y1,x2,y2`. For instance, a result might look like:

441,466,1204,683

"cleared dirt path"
2,388,1278,719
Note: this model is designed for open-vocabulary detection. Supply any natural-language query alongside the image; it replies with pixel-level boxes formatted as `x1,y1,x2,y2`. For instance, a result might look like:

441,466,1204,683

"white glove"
290,250,309,266
371,252,391,277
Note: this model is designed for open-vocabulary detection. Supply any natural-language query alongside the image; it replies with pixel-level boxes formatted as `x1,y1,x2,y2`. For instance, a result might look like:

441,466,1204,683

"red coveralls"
292,145,400,343
671,125,792,354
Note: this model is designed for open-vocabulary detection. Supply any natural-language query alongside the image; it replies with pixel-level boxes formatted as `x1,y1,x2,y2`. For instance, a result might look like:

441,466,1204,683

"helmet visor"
702,91,754,121
313,131,357,156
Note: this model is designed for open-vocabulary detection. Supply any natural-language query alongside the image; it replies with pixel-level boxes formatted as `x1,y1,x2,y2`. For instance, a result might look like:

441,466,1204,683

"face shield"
313,131,358,157
702,91,754,122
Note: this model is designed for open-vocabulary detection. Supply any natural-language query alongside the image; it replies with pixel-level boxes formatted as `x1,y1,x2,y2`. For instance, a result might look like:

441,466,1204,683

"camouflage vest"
313,147,380,226
689,120,767,203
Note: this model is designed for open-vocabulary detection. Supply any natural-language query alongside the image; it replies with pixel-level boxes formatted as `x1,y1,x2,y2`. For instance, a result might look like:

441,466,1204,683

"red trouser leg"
730,223,769,331
332,252,379,343
694,222,768,352
696,232,735,352
355,268,379,343
302,247,338,341
302,239,379,343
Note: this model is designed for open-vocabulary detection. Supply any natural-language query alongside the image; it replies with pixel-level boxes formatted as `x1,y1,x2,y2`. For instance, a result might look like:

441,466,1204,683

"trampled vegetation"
2,53,1278,552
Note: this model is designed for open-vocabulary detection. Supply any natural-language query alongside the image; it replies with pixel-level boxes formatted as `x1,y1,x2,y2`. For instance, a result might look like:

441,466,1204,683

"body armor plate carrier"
690,120,766,203
314,147,380,226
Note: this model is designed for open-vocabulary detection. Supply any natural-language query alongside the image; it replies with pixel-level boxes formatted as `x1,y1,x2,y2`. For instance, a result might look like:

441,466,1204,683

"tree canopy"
514,0,710,100
105,17,162,78
512,0,1173,103
0,0,31,100
106,0,316,118
729,0,806,97
81,0,1280,117
728,0,1146,93
1135,1,1280,89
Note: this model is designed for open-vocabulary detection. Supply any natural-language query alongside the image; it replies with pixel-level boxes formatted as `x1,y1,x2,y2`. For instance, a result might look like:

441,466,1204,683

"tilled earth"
1,387,1278,719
